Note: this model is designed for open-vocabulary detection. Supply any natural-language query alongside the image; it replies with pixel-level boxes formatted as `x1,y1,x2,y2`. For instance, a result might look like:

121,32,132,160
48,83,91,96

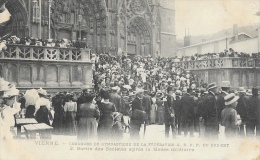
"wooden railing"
0,44,91,62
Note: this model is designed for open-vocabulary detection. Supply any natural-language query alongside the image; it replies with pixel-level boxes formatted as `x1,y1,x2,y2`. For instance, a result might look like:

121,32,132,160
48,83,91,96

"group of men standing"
107,81,260,140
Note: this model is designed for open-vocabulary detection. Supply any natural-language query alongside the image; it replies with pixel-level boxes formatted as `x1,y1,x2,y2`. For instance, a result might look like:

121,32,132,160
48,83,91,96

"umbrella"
24,89,39,105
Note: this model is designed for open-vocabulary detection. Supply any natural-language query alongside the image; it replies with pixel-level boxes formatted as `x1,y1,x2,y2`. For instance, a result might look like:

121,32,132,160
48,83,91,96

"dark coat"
142,95,152,113
164,95,175,119
236,95,250,123
202,91,218,123
248,95,260,125
109,92,122,112
174,96,182,119
180,93,195,120
131,97,146,122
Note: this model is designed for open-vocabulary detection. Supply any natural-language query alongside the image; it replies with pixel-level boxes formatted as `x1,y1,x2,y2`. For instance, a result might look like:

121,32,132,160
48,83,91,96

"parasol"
24,89,39,105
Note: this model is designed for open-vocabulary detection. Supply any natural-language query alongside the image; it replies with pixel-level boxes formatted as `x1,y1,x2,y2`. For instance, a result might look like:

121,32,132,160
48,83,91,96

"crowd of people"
1,50,259,141
1,35,88,49
176,48,260,61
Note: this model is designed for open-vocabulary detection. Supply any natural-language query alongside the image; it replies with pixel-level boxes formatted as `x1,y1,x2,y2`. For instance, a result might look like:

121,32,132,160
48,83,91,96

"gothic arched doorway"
127,17,152,56
0,0,28,37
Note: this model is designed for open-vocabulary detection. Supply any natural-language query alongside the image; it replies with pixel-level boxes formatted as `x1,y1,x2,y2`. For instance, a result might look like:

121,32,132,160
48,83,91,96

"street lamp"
78,14,83,40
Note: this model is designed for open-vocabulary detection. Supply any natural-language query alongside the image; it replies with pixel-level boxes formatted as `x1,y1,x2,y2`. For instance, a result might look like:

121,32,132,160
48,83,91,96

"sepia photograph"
0,0,260,160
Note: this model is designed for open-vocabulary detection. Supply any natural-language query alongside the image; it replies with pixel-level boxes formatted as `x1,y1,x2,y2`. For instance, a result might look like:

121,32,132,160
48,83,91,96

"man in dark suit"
109,86,122,113
143,90,152,125
180,88,195,137
174,90,182,135
236,87,250,137
130,88,146,140
164,86,177,138
202,82,219,139
247,87,260,137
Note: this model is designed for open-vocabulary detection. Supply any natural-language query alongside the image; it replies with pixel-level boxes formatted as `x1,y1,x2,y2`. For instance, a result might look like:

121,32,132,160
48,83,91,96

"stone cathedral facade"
2,0,176,57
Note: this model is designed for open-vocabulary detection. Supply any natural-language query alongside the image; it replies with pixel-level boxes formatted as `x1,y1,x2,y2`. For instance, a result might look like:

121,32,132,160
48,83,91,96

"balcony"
0,45,93,92
1,44,91,62
173,58,260,70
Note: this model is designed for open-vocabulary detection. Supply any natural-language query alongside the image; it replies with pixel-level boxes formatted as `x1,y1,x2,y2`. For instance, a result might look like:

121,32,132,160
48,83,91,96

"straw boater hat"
221,81,231,88
224,93,239,106
2,85,19,99
238,87,246,93
207,82,217,90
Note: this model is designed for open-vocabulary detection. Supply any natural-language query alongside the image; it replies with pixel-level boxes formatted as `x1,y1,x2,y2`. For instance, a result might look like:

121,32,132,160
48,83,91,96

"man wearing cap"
221,93,239,138
217,81,231,124
202,82,219,139
109,86,122,113
180,88,195,137
164,86,177,138
236,87,250,137
130,88,146,140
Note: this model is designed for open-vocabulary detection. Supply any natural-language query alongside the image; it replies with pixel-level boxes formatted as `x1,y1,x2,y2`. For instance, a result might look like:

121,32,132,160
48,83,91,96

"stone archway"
127,17,152,56
1,0,28,37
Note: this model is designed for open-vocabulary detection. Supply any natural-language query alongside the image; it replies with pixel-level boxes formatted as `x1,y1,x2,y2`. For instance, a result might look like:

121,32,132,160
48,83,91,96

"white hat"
0,78,12,91
221,81,231,88
224,93,239,106
238,87,246,93
37,87,47,96
136,88,144,93
3,86,19,98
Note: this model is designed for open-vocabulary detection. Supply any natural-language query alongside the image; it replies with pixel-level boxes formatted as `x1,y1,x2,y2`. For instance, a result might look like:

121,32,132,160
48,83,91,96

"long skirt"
25,105,35,118
52,110,64,134
77,117,97,141
97,115,113,140
35,106,50,125
157,106,164,125
150,104,157,124
64,111,77,135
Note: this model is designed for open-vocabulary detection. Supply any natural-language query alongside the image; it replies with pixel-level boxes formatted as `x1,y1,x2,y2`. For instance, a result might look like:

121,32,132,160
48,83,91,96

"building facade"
2,0,176,57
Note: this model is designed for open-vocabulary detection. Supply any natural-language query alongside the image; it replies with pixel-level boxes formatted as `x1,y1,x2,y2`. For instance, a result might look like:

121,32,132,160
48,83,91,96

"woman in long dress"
97,90,116,140
150,92,157,124
52,93,65,135
35,88,51,126
77,93,100,141
63,94,77,135
156,91,164,125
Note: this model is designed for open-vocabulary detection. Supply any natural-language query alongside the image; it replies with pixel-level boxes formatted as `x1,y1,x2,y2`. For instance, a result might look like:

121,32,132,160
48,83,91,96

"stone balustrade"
1,44,91,62
173,58,260,70
0,45,93,92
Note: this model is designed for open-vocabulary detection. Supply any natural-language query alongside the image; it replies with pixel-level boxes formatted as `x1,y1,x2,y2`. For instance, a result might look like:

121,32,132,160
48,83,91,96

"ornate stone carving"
131,0,145,15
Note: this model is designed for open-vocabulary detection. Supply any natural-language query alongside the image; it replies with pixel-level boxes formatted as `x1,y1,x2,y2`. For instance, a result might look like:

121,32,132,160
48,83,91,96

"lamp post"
78,14,83,40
